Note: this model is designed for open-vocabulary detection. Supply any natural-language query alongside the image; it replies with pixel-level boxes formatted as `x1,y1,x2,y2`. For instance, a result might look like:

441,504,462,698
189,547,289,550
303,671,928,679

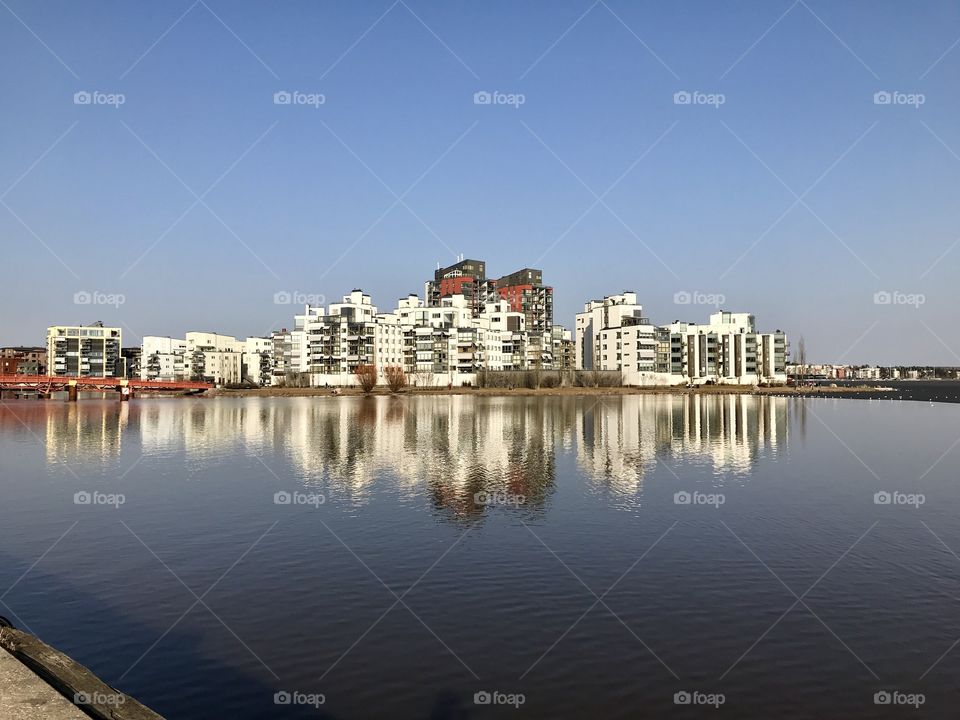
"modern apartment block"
667,313,787,385
121,347,141,379
551,326,576,370
425,257,487,316
244,337,273,387
46,324,121,377
492,268,554,337
576,293,648,371
141,336,189,381
141,333,273,386
288,290,379,379
576,294,788,385
274,288,534,386
427,259,555,367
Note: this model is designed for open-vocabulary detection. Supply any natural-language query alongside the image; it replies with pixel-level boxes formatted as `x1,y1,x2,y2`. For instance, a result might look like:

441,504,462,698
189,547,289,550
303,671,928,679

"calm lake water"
1,394,958,718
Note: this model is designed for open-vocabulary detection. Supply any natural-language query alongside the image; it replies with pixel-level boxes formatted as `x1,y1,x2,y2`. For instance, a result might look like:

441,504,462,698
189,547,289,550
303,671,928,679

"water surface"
0,395,957,718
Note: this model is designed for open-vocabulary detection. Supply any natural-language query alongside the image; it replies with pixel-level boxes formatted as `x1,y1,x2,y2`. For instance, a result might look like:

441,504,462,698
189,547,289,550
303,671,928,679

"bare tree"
530,355,543,389
354,364,378,393
384,365,408,393
414,369,435,389
284,371,310,388
796,336,807,387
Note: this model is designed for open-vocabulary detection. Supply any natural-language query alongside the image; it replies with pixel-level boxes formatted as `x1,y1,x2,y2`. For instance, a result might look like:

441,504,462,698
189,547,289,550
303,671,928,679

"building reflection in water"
4,394,789,518
577,394,788,490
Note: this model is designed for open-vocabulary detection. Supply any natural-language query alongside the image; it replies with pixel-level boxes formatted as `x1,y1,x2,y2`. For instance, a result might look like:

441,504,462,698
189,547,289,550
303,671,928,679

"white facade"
47,324,122,377
243,337,273,386
271,290,544,387
665,312,787,385
141,336,188,381
183,332,242,385
577,295,788,386
575,292,645,370
140,334,272,386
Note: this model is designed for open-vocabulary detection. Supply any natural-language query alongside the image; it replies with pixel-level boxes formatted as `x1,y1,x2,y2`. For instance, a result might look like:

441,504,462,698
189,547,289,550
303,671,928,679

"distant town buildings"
0,346,46,375
785,364,959,381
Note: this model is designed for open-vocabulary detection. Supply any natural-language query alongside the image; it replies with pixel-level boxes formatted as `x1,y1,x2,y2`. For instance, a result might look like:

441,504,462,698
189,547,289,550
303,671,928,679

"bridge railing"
0,375,213,391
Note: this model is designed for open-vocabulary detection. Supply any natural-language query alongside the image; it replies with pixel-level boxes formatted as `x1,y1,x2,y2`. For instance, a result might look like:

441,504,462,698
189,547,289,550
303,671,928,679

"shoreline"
205,384,881,399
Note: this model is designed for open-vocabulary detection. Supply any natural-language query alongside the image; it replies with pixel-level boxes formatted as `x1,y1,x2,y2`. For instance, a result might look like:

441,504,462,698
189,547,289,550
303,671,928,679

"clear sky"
1,0,959,364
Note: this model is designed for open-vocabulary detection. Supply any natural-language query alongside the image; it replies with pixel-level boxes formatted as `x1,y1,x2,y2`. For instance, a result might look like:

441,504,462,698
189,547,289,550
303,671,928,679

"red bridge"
0,375,213,401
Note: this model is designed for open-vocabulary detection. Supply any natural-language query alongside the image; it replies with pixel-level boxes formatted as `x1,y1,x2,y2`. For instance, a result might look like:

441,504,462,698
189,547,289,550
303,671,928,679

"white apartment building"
141,336,188,381
185,332,243,385
244,337,273,386
665,312,787,385
576,294,788,385
551,325,575,370
280,291,379,386
140,334,272,386
575,292,646,370
273,290,537,387
47,324,122,377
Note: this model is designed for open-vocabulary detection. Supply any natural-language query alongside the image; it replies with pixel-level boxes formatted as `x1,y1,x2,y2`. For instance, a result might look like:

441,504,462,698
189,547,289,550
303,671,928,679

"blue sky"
1,0,959,364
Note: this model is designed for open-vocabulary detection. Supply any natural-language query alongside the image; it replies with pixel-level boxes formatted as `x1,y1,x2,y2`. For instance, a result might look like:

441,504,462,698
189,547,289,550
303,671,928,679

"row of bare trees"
353,365,409,394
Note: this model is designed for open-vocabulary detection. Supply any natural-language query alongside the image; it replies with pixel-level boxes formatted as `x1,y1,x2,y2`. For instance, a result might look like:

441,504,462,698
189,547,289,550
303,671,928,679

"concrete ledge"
0,627,163,719
0,647,88,719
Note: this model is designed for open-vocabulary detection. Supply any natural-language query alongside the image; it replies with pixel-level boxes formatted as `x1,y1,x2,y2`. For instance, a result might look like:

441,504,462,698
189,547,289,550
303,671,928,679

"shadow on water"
0,551,339,720
0,551,482,719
